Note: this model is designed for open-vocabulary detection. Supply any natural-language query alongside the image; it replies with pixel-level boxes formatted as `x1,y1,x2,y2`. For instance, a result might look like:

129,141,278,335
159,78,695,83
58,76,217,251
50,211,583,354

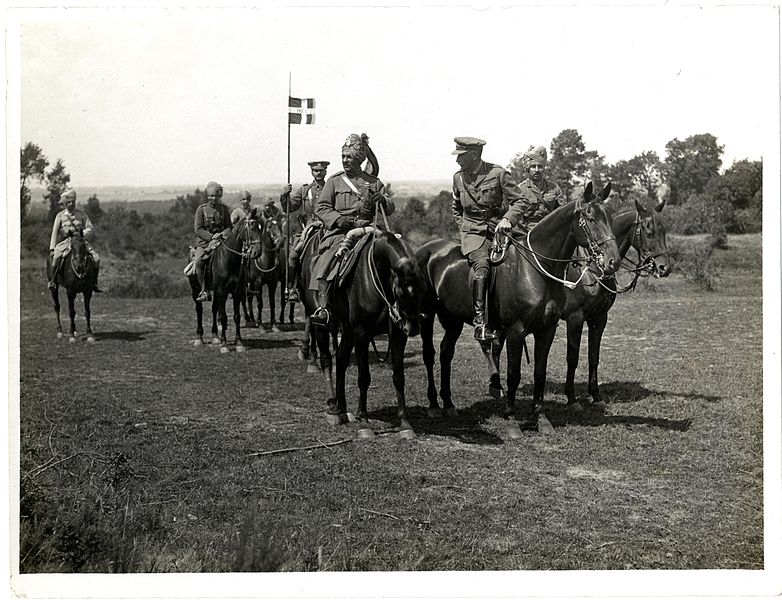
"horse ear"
599,181,612,202
655,197,667,213
634,196,651,218
584,181,593,200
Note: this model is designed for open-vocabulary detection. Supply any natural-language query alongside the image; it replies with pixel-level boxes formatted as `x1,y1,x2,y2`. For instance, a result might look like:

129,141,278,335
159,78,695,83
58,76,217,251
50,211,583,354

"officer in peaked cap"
516,145,566,228
280,160,331,303
451,136,530,342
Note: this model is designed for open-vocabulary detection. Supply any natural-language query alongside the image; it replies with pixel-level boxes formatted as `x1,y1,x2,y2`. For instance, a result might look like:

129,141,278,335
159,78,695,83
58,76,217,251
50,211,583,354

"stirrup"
47,280,56,290
311,307,330,327
473,323,497,342
196,291,208,302
286,288,300,303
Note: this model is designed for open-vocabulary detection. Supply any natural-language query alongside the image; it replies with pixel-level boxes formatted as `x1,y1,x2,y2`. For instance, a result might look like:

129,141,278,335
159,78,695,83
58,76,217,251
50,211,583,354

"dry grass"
17,234,763,572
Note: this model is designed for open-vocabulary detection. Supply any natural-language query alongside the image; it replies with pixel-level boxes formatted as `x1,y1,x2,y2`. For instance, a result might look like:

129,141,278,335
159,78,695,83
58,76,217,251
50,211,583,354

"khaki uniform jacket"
517,178,566,226
281,180,324,232
315,171,395,255
50,208,95,250
451,161,527,255
194,202,232,247
230,205,255,225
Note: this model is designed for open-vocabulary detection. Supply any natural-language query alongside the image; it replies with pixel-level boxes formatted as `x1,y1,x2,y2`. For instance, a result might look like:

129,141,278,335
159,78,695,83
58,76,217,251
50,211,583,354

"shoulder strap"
340,174,361,196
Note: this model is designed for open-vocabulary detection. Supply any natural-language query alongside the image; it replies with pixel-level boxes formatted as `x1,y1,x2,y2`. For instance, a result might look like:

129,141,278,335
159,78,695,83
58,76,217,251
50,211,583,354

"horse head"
69,230,90,275
389,254,426,337
239,209,263,260
633,196,671,277
572,182,621,277
261,211,284,253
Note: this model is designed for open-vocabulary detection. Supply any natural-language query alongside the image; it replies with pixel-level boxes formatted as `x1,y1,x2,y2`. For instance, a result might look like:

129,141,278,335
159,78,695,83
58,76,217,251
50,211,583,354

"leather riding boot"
47,256,61,289
285,254,301,303
310,279,331,327
195,263,208,302
472,276,496,342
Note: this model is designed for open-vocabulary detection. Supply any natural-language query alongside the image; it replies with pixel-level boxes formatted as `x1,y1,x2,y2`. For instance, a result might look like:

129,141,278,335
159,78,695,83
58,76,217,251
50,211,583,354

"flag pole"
285,72,292,302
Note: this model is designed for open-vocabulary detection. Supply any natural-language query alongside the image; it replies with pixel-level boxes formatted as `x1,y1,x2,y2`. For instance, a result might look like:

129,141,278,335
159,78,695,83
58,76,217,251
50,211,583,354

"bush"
667,236,719,290
734,207,762,234
662,194,735,236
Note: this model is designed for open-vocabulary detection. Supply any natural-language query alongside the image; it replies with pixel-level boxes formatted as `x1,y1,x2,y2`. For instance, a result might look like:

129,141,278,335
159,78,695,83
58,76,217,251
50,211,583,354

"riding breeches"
466,241,491,280
52,239,101,267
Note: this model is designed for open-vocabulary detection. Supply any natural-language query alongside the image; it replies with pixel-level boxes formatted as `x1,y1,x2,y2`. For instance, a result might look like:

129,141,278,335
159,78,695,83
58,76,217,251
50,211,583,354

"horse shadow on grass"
241,338,302,351
94,330,150,342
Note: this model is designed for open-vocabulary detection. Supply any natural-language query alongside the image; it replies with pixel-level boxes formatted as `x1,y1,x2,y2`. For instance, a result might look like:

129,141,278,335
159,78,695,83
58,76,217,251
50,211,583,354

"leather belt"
465,205,500,219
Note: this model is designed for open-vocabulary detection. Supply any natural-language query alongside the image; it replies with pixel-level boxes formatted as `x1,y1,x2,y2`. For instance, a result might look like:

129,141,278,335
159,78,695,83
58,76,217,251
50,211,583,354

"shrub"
667,236,719,290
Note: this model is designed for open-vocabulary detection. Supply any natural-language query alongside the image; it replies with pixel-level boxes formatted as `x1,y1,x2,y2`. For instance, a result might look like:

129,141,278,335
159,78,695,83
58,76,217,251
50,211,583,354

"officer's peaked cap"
452,137,486,155
308,160,330,169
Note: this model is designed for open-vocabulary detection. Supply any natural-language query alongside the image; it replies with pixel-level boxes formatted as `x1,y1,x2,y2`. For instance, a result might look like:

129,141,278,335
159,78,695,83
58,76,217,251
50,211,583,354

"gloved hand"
281,184,292,195
495,217,512,233
335,216,355,231
211,231,224,240
370,191,388,208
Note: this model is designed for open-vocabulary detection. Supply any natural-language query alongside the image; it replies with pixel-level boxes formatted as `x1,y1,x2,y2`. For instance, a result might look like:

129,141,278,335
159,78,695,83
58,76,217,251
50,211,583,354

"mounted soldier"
48,188,102,292
309,133,393,327
230,189,256,225
191,181,232,302
451,137,529,342
516,145,567,228
280,160,330,303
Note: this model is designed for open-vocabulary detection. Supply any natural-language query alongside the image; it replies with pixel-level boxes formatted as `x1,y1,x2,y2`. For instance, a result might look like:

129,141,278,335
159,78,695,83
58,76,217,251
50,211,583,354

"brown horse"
559,195,671,409
242,213,284,333
46,231,99,343
188,211,262,352
417,182,621,436
302,228,426,434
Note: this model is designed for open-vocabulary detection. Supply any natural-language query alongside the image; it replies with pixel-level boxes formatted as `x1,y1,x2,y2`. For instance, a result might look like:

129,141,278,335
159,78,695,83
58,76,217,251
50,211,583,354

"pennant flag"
288,97,316,124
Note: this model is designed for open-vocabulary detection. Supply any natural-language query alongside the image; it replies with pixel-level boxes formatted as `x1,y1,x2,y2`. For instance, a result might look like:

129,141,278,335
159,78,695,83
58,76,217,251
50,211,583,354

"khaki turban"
523,145,548,169
205,181,223,196
342,133,369,162
61,189,77,201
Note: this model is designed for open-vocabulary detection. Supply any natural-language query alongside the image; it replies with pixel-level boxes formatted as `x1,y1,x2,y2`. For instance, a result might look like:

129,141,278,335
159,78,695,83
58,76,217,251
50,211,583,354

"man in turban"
192,181,232,302
230,190,256,225
308,133,394,327
451,137,529,341
48,188,102,291
280,159,330,303
517,145,566,228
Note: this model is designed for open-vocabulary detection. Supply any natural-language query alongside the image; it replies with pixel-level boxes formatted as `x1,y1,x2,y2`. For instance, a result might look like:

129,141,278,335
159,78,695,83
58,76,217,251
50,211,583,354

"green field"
17,234,763,574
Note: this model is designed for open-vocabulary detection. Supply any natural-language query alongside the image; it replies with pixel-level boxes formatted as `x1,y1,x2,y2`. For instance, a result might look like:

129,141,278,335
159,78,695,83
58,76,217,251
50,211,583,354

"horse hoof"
57,332,63,339
345,412,356,423
307,364,320,374
489,387,506,401
326,413,343,426
86,336,96,344
444,407,458,418
68,336,77,344
297,349,307,362
211,337,220,345
357,428,375,439
271,326,281,333
427,407,443,419
219,346,229,354
399,429,416,440
567,402,584,414
506,422,523,439
193,339,203,347
235,345,246,353
537,414,555,435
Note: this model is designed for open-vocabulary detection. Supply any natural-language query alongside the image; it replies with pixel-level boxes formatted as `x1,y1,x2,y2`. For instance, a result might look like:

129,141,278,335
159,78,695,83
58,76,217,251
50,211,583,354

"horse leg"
287,297,295,324
67,290,78,342
256,289,267,333
390,326,413,434
51,286,63,338
242,295,256,329
210,293,220,345
316,325,336,417
298,318,311,360
335,326,354,418
438,319,464,417
353,329,371,423
486,332,506,401
586,312,609,411
531,326,558,434
564,316,585,409
233,294,245,352
269,282,280,333
278,280,286,324
504,327,525,422
420,314,442,417
84,290,95,343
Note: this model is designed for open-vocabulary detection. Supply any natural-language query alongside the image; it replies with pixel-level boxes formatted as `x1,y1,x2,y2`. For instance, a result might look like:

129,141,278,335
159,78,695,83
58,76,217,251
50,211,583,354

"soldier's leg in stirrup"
89,248,103,292
285,248,301,303
48,253,61,289
468,249,495,342
195,257,208,302
311,278,331,327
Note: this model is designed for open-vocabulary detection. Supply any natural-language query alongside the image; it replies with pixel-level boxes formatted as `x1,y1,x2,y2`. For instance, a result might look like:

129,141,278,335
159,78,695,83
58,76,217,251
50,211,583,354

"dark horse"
46,231,99,343
302,228,426,434
188,211,262,352
558,195,671,410
417,182,621,436
276,217,297,326
242,213,284,333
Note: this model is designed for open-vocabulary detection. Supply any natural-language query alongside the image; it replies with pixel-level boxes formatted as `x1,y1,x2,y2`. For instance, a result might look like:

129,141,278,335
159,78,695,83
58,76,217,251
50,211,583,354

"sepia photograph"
6,2,782,599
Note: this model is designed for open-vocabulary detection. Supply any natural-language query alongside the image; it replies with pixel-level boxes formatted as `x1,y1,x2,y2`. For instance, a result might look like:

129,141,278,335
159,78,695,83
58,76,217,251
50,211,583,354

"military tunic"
309,170,395,287
451,161,527,255
281,180,324,233
230,205,256,225
194,202,232,247
50,208,100,263
517,177,566,227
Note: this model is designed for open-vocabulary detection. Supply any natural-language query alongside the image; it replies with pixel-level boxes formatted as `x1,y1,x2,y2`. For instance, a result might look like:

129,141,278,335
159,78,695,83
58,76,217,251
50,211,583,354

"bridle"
251,218,283,274
368,203,404,327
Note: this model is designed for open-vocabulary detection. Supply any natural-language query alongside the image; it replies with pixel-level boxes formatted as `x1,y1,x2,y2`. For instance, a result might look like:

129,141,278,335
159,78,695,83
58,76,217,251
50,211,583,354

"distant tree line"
20,130,762,261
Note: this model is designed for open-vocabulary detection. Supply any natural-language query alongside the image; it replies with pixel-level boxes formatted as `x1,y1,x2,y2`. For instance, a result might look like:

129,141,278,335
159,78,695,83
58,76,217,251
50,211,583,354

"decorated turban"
342,133,369,162
205,181,223,197
523,145,548,169
61,188,77,201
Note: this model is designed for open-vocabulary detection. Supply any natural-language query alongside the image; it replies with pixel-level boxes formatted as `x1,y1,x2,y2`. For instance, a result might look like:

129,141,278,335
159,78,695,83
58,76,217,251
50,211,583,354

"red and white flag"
288,97,316,124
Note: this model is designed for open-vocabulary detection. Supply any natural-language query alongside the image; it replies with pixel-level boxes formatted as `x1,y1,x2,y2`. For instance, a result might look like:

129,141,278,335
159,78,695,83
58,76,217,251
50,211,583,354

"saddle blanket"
336,232,373,288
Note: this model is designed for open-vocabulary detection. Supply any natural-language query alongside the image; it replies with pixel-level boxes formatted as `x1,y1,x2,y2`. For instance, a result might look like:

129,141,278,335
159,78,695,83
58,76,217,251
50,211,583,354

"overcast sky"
14,3,779,188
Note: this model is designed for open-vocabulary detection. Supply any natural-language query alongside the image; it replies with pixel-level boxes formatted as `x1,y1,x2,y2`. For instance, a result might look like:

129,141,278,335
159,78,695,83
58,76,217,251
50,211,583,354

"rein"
70,252,87,279
368,202,402,326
